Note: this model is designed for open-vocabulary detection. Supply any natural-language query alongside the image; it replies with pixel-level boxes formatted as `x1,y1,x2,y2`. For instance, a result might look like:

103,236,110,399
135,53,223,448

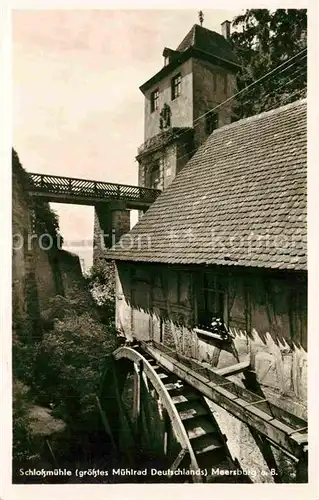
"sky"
13,9,240,271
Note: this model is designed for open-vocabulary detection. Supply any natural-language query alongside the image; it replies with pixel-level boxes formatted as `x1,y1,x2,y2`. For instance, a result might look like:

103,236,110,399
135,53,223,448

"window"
176,271,190,306
171,74,181,100
150,89,159,112
195,272,228,337
148,161,161,189
164,56,170,66
205,111,218,135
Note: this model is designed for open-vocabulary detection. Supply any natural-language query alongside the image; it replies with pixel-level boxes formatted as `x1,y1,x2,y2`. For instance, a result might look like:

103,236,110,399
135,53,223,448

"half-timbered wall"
116,262,307,418
115,261,307,482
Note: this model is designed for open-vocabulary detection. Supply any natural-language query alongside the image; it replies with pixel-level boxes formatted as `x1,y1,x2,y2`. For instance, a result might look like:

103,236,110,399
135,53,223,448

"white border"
1,1,318,499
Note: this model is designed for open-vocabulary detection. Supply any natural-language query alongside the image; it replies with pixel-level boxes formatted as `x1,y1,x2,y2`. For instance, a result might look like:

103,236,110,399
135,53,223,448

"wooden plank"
141,343,307,458
163,409,171,456
95,395,116,449
110,359,136,456
133,361,143,448
113,346,203,482
228,385,274,415
46,439,58,467
177,401,208,421
146,342,305,423
140,370,152,449
132,362,141,422
170,448,188,472
214,359,250,376
267,403,308,431
184,417,218,440
155,342,243,387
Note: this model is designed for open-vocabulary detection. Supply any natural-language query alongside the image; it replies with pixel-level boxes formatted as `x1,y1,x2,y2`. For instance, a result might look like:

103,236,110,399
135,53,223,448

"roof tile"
106,100,307,271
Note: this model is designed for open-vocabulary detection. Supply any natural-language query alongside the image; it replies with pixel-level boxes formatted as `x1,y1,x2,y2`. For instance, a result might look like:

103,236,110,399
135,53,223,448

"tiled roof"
140,24,238,94
176,24,239,66
106,100,307,271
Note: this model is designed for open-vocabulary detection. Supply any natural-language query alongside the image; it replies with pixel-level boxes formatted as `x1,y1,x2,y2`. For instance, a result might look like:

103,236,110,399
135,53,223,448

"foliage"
32,199,63,248
85,263,116,322
230,9,307,119
12,292,118,472
12,380,37,466
32,306,118,428
13,260,118,432
159,104,171,130
13,334,40,388
12,151,119,467
12,148,63,247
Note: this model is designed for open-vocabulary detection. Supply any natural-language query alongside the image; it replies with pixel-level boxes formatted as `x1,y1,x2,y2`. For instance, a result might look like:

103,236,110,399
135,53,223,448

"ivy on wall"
159,104,171,130
31,199,63,248
12,148,63,248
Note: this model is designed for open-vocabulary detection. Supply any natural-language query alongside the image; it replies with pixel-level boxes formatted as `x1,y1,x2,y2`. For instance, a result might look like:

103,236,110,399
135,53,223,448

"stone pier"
93,201,130,266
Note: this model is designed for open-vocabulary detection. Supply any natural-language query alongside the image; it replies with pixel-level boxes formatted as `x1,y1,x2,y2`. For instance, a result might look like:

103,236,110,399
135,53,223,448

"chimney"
221,20,231,39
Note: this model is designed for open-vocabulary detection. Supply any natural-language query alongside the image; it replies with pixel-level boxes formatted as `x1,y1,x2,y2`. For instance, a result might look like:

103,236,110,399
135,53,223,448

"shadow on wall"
113,261,307,420
116,261,307,351
12,149,86,338
112,260,308,483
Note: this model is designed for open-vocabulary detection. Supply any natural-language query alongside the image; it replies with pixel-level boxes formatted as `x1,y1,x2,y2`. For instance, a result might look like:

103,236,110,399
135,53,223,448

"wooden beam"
132,361,141,422
113,346,203,482
140,368,152,449
141,342,307,458
163,409,171,456
46,439,58,468
170,448,188,472
95,395,116,450
149,342,307,429
214,359,251,376
110,359,135,460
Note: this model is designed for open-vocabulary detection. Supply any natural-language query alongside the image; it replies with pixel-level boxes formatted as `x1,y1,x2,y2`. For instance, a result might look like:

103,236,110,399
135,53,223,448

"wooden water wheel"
98,344,244,483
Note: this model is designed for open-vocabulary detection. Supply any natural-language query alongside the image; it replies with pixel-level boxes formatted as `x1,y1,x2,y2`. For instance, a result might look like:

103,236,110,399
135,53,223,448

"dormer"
162,47,180,67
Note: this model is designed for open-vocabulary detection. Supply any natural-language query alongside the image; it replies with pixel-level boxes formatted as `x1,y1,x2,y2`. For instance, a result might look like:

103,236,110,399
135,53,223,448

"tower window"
206,111,218,135
150,89,159,113
148,161,161,189
171,74,181,100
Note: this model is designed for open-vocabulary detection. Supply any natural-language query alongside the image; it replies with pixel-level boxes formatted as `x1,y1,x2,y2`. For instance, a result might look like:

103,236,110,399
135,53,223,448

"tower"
137,21,239,191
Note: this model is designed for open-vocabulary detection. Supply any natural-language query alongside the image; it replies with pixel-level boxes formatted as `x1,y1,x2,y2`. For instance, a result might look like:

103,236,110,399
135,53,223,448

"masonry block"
93,202,130,266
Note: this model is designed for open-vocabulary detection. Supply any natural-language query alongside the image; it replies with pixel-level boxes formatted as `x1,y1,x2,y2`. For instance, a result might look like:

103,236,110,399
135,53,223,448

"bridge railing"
26,173,161,203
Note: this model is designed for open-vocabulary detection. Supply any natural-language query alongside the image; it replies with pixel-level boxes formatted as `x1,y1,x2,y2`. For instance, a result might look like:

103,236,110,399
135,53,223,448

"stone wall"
144,59,193,141
32,244,58,313
192,58,237,149
138,143,177,191
143,57,236,145
137,130,194,192
139,57,236,192
56,250,85,301
93,202,130,266
12,160,31,320
12,154,85,333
